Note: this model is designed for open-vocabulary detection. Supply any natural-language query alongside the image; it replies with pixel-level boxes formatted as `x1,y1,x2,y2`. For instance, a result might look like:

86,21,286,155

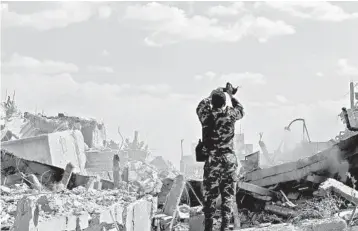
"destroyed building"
2,82,358,231
0,98,179,231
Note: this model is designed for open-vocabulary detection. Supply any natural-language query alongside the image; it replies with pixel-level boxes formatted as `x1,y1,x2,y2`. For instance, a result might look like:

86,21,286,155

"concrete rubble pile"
3,98,358,231
127,160,164,195
0,100,178,231
0,182,145,230
184,130,358,230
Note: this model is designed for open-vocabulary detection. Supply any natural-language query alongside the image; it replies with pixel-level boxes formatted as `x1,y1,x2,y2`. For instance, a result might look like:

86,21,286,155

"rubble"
2,95,358,231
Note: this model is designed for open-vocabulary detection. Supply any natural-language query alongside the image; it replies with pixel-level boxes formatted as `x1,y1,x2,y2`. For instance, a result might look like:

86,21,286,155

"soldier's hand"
224,82,238,96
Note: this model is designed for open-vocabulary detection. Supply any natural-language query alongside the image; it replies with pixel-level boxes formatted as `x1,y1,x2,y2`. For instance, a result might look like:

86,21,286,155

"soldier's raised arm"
228,96,244,121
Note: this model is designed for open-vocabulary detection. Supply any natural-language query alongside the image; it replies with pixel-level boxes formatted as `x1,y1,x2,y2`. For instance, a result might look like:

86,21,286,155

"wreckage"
2,82,358,231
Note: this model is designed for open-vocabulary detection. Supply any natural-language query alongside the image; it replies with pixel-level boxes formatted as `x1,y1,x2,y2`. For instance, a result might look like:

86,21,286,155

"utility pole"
180,139,184,158
350,81,355,109
180,139,184,173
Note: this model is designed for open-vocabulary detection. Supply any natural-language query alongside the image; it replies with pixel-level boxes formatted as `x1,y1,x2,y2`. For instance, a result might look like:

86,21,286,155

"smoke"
326,147,349,183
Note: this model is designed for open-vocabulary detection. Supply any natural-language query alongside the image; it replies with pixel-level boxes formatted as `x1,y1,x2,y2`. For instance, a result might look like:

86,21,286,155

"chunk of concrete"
244,144,344,187
123,199,152,231
319,178,358,205
163,175,185,217
189,213,204,231
0,185,11,194
1,130,87,174
234,223,297,231
60,162,75,187
113,154,121,188
12,196,39,231
238,181,276,197
298,217,347,231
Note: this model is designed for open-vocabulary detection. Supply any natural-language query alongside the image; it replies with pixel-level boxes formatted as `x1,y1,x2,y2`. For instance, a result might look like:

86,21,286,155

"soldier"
196,84,244,231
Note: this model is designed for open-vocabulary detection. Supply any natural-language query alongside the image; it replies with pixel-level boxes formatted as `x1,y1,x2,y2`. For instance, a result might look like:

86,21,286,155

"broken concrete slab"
319,178,358,205
244,134,358,187
1,150,113,191
85,150,116,170
60,162,75,188
238,181,277,197
113,154,121,188
1,150,64,187
12,196,39,231
1,173,23,186
0,185,11,194
163,175,185,217
235,223,297,231
298,217,347,231
1,130,87,174
23,111,107,149
189,213,204,231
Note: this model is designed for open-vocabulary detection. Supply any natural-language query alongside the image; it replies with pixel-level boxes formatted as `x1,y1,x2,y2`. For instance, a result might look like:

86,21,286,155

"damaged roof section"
22,112,107,149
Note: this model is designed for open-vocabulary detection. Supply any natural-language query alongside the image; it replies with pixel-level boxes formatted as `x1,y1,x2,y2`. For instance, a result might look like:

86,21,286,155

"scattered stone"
60,162,75,188
1,185,11,194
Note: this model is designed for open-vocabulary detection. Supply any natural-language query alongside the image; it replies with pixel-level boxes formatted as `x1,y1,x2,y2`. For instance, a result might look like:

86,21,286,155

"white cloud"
207,2,246,17
123,2,295,46
221,72,266,85
87,65,114,73
194,75,204,80
2,53,79,74
194,71,266,86
101,50,110,56
338,59,358,76
205,71,216,79
316,72,324,77
194,71,216,81
276,95,288,103
258,2,358,22
1,2,112,30
98,5,112,19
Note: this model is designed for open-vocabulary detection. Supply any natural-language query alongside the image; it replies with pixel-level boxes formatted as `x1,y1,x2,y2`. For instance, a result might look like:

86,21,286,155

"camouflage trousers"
203,153,238,231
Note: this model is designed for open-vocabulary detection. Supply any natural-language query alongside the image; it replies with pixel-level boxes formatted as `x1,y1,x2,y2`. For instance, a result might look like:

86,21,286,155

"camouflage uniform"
196,92,244,231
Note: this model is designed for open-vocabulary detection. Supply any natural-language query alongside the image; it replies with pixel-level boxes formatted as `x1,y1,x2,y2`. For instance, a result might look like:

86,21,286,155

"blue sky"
1,1,358,168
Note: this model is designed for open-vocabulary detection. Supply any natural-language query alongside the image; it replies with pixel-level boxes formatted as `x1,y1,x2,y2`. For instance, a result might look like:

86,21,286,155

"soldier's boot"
204,218,214,231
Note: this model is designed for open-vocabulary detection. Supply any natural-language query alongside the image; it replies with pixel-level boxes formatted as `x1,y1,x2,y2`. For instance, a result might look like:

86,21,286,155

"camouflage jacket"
196,95,244,156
